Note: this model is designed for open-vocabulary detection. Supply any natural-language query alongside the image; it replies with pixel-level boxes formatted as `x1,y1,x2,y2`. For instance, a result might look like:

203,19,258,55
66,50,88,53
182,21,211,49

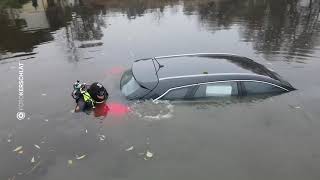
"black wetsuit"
74,82,108,112
88,82,109,103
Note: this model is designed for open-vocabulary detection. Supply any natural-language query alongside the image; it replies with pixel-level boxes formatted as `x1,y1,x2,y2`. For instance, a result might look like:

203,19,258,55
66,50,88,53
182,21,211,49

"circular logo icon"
16,112,25,120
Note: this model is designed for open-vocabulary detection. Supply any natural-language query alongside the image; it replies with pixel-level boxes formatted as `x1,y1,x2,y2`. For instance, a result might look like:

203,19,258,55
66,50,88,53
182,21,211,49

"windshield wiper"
153,58,164,73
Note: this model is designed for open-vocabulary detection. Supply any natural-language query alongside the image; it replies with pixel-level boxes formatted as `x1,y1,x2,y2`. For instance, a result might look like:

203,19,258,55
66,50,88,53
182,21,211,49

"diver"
72,80,109,113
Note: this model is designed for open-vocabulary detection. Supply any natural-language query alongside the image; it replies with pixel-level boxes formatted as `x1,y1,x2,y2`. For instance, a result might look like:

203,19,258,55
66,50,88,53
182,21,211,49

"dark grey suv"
120,53,295,101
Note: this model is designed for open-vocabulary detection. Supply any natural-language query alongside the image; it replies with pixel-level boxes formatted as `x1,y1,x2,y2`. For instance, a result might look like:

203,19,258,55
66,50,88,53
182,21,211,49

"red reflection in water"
105,66,126,76
93,102,130,118
93,102,130,126
94,103,109,118
107,102,130,117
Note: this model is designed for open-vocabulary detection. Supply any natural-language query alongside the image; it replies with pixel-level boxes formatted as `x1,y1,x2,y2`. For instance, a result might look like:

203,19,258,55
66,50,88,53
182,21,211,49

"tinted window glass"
162,86,192,100
194,82,238,98
243,81,284,95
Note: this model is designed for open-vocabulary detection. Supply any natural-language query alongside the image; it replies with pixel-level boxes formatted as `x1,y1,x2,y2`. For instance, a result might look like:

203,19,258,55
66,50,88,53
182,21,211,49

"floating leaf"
31,156,35,163
13,146,23,152
68,160,73,165
146,151,153,158
48,148,56,152
76,154,87,160
289,105,302,109
125,146,134,151
8,175,16,180
26,161,41,174
98,135,106,141
34,144,40,149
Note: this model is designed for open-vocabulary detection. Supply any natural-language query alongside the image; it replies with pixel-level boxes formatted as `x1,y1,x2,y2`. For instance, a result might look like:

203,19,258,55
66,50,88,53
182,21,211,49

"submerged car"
120,53,295,101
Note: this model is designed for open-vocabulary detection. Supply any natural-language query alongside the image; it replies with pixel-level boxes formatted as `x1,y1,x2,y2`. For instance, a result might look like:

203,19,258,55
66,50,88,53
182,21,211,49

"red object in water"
93,102,130,117
94,103,109,117
106,66,126,76
93,102,130,126
107,102,130,117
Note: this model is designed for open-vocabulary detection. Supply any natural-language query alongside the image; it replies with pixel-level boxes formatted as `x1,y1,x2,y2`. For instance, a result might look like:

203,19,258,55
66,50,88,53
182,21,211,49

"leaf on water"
31,156,35,163
34,144,40,149
18,150,23,154
98,135,106,141
13,146,23,152
8,175,16,180
26,161,41,174
68,160,73,165
48,148,56,152
76,154,87,160
146,151,153,158
125,146,134,151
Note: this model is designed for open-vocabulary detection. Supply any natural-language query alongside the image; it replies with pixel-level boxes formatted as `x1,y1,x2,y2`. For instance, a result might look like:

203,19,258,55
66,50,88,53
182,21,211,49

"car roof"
132,53,289,90
153,53,276,80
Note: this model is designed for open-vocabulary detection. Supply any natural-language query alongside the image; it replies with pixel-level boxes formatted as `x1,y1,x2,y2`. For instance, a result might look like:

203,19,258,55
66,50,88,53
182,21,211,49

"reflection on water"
1,0,320,61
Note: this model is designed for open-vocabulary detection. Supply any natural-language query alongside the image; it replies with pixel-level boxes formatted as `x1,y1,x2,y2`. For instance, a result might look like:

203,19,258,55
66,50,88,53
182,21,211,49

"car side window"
243,81,285,95
194,81,238,98
161,86,193,100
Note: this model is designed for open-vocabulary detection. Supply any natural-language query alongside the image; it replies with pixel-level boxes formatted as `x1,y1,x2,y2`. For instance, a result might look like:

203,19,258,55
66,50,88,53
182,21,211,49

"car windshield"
131,59,158,89
120,69,141,96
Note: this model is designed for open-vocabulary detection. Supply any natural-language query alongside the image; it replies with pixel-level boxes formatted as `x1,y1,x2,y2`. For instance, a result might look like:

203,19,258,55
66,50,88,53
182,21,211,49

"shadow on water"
1,0,320,61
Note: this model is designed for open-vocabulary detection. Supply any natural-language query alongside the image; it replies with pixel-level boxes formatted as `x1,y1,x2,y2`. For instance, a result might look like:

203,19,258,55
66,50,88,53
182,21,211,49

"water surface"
1,0,320,179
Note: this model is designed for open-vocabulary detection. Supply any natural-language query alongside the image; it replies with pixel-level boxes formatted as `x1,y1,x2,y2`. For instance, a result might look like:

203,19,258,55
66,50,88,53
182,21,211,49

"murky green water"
1,0,320,179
